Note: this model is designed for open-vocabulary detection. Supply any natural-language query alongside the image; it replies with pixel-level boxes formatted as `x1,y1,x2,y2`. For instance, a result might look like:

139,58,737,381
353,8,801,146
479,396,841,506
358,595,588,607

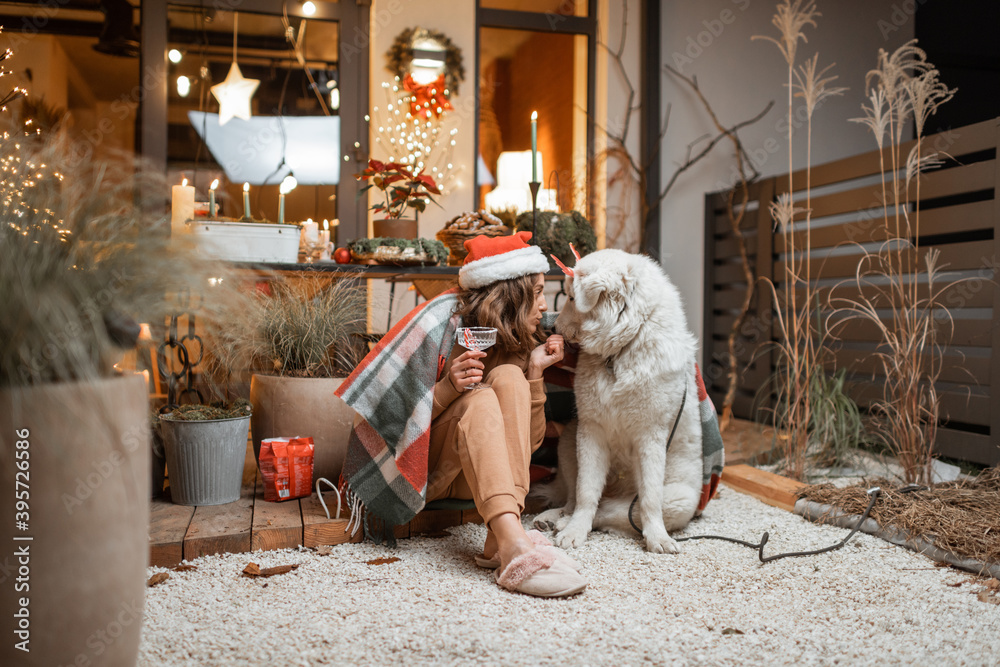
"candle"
301,218,319,244
320,219,330,250
209,178,219,218
530,111,538,183
242,182,251,220
278,175,297,225
171,178,195,236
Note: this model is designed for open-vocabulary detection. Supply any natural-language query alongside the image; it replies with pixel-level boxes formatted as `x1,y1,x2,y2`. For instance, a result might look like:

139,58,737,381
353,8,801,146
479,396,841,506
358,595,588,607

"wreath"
386,27,465,96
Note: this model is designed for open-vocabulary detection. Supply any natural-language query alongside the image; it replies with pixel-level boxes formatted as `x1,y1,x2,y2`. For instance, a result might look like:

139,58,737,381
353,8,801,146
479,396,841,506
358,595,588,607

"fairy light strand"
368,76,461,194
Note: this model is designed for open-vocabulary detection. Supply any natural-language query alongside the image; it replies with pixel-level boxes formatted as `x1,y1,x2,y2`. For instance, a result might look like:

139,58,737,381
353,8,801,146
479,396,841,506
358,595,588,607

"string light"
367,78,461,193
0,31,69,239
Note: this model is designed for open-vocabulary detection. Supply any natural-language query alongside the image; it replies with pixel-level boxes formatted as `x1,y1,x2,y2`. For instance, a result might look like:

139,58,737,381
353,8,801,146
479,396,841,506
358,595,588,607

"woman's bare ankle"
488,513,535,570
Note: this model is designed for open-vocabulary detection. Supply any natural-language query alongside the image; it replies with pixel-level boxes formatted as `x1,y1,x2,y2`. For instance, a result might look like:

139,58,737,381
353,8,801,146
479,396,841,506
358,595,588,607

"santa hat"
458,231,549,289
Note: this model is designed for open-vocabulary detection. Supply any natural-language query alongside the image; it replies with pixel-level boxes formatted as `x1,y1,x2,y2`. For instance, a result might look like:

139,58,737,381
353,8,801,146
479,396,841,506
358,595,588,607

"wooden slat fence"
703,117,1000,466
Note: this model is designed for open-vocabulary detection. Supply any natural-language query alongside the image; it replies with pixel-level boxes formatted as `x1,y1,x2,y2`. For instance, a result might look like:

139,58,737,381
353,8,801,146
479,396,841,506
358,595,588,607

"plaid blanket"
334,290,460,539
694,364,724,515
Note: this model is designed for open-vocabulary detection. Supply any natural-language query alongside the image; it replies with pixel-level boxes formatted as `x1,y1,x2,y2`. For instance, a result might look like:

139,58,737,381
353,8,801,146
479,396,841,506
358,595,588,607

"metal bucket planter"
159,415,250,506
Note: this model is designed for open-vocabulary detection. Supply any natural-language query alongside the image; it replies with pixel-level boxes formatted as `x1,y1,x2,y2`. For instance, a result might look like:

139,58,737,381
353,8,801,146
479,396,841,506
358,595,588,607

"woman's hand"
449,350,486,392
527,334,565,380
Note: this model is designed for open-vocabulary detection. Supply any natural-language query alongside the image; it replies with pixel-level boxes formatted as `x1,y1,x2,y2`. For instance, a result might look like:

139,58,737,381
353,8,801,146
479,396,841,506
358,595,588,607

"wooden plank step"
251,469,303,552
302,490,363,547
721,464,807,512
461,508,484,525
409,509,463,536
183,469,256,561
149,497,195,568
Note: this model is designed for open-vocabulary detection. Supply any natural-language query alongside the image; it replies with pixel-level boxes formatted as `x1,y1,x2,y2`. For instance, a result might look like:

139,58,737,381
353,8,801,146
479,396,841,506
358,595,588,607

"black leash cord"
626,382,688,534
629,487,883,564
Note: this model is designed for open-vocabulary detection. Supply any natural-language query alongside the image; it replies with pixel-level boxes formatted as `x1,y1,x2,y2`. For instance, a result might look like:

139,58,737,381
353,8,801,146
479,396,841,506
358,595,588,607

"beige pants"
425,365,539,527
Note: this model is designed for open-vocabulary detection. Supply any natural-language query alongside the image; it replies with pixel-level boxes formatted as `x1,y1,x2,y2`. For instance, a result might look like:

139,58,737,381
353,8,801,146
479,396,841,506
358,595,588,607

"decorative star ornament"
211,62,259,125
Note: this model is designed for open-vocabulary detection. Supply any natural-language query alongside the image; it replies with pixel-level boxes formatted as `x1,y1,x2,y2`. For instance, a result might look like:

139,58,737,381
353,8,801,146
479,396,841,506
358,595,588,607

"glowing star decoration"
210,62,259,126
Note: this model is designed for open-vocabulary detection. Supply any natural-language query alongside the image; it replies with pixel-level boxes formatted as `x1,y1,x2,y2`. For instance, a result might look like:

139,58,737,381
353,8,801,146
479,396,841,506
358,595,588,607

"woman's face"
527,273,547,332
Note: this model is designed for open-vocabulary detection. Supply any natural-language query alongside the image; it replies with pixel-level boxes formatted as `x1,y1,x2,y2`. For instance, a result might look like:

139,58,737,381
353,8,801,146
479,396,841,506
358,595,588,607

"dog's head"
554,249,657,358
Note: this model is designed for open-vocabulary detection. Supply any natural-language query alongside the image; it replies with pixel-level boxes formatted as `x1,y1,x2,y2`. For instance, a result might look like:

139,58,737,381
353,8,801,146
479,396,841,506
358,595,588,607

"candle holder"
528,181,541,245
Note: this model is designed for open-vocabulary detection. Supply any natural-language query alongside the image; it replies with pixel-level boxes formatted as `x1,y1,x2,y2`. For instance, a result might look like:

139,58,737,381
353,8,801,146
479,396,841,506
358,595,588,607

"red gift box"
259,437,315,502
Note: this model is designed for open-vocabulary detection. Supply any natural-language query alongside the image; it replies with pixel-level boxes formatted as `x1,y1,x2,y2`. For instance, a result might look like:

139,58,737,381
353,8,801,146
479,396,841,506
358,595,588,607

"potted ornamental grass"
355,158,441,239
0,114,243,665
207,276,367,484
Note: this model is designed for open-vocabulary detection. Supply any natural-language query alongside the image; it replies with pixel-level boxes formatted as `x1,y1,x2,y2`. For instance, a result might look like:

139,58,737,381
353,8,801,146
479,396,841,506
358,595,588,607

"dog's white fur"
534,249,703,553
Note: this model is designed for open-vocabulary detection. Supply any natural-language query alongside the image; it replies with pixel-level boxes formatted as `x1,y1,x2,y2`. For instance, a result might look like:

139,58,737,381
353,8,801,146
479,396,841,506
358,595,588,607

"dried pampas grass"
833,40,959,485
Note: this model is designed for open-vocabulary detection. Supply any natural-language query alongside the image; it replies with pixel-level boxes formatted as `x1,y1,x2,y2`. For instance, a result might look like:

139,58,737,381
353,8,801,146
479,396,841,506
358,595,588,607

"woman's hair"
455,273,542,354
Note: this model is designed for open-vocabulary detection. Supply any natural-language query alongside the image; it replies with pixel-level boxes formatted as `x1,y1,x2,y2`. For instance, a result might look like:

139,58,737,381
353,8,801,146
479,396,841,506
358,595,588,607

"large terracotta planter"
0,375,149,667
373,218,417,239
249,374,356,484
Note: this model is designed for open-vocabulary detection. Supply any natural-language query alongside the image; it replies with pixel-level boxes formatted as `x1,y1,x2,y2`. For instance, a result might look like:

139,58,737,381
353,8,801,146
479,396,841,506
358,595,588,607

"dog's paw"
533,508,565,531
644,531,680,554
554,522,590,549
554,514,573,531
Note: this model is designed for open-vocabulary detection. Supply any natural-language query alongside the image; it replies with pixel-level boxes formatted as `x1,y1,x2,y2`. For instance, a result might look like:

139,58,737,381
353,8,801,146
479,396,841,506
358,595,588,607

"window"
476,1,596,221
141,0,370,241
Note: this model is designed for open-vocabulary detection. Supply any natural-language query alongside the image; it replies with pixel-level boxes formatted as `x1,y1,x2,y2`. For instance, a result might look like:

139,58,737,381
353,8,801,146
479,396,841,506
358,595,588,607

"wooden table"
233,262,466,300
233,262,567,299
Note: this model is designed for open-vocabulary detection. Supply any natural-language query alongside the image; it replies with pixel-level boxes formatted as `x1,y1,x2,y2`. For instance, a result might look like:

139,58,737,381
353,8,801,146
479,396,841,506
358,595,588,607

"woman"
336,232,587,598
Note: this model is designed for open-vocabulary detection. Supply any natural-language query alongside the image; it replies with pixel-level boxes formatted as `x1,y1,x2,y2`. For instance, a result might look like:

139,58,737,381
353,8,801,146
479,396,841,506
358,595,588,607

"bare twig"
596,2,770,252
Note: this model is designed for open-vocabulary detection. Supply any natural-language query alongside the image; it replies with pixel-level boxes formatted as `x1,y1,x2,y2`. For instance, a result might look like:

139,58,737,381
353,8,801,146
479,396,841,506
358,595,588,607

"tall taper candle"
209,178,219,218
278,176,296,225
242,182,251,220
171,178,195,236
530,110,538,182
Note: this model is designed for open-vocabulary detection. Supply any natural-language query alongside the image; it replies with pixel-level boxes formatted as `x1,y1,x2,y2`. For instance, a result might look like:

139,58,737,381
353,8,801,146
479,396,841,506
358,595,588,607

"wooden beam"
721,464,807,512
301,491,363,547
251,469,303,552
183,467,255,560
148,498,195,568
408,509,463,535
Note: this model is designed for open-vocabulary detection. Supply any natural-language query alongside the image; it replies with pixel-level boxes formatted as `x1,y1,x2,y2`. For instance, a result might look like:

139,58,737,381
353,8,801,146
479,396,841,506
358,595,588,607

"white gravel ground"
139,485,1000,666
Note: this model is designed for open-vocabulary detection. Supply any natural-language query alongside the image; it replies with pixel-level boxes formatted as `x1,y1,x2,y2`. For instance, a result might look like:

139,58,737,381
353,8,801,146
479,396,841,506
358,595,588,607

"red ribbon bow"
402,74,453,120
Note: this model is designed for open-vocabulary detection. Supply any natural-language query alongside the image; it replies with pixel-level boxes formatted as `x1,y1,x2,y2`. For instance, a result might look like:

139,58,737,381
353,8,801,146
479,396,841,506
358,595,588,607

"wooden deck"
149,441,482,568
149,418,775,567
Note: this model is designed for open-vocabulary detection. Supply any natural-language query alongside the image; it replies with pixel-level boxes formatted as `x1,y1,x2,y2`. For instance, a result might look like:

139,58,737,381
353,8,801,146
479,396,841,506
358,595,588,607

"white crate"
189,221,302,263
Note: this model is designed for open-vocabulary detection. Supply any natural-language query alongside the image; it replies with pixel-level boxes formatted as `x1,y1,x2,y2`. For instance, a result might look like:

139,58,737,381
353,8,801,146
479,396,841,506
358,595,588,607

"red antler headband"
550,243,583,277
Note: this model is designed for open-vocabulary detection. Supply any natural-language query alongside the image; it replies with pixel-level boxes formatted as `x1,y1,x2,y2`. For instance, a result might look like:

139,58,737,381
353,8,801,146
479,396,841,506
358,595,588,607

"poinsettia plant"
355,159,442,219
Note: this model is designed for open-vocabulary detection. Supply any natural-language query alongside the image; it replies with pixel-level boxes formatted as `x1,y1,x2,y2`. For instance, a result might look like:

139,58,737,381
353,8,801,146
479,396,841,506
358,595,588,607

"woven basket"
436,226,509,266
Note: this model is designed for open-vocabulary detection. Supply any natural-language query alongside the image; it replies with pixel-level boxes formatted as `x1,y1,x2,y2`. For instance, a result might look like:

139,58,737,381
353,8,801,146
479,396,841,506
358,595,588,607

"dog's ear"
576,265,638,313
574,268,616,313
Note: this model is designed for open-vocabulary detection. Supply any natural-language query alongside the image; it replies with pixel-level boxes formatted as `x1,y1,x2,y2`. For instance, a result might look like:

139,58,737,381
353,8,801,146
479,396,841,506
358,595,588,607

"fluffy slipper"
495,549,588,598
474,530,582,572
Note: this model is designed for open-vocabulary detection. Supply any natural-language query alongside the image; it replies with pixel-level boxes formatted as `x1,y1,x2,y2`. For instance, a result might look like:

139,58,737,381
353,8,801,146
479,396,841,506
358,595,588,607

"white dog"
534,249,703,554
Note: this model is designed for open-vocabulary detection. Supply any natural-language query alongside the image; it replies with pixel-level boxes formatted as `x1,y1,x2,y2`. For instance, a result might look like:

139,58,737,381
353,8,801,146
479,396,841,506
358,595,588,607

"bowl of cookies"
436,210,510,266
